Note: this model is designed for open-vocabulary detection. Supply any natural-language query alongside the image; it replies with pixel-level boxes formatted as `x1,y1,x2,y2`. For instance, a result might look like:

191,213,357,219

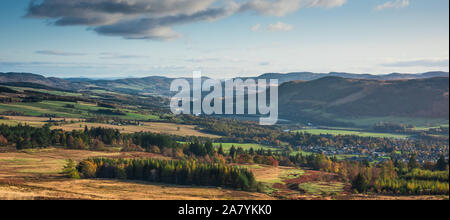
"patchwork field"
0,101,160,120
0,115,220,138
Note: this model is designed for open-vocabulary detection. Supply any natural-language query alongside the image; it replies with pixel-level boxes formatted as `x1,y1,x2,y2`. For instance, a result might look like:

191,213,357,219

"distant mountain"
86,76,175,96
255,71,449,84
278,77,449,123
0,72,76,90
1,71,449,98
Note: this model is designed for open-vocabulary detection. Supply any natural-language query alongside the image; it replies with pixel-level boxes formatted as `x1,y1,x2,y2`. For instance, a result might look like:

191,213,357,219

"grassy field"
289,150,368,161
52,122,221,138
336,116,449,128
0,148,270,200
0,116,220,138
298,182,345,196
292,128,411,139
4,86,84,97
0,148,445,200
0,101,160,121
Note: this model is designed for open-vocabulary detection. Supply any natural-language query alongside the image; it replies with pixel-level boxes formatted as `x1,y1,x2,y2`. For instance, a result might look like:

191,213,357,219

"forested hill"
255,71,449,84
278,76,449,120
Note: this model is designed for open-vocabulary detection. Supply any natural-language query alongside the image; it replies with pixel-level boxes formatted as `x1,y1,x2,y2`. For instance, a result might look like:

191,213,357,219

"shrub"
61,159,80,179
148,145,161,154
121,143,145,152
78,160,97,178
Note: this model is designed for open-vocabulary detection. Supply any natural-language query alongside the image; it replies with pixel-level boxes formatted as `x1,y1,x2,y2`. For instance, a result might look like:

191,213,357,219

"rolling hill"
278,77,449,124
255,71,449,84
1,71,448,97
1,72,449,127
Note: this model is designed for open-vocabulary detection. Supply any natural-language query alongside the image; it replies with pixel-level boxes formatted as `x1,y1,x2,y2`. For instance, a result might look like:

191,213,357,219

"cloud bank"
26,0,346,40
381,58,449,67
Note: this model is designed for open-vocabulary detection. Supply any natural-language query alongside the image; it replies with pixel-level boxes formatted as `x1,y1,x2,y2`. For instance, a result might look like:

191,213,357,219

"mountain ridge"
1,71,448,97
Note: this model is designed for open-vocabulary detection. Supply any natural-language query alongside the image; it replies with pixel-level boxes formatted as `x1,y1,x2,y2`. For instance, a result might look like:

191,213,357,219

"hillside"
1,71,448,97
0,72,76,90
257,71,449,84
278,77,449,123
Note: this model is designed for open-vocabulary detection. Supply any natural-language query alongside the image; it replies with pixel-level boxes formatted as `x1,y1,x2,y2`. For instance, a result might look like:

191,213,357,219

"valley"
0,72,448,200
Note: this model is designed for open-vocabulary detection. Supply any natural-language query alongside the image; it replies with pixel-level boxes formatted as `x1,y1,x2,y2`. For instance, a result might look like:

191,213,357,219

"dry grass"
3,116,81,122
51,122,220,138
0,179,273,200
0,116,82,127
1,116,220,138
0,148,271,200
0,148,122,180
0,149,445,200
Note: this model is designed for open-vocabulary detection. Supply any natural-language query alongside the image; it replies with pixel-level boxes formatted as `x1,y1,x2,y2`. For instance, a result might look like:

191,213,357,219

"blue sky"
0,0,448,78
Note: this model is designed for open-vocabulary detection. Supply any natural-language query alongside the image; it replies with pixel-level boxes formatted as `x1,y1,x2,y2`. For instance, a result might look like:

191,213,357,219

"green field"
0,101,159,121
177,142,281,152
336,116,449,128
292,128,410,139
5,86,84,97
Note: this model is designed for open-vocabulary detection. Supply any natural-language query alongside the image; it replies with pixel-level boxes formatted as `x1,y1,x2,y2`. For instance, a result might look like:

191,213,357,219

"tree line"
71,157,264,192
289,152,449,195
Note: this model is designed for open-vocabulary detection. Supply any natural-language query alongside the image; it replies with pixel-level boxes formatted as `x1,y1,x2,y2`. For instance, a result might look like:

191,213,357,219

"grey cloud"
94,7,234,40
25,0,346,40
27,0,216,26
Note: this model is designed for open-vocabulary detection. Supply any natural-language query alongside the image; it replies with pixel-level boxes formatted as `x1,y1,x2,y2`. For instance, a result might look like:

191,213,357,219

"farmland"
52,122,220,138
0,115,219,138
336,116,449,129
292,128,411,139
0,100,160,120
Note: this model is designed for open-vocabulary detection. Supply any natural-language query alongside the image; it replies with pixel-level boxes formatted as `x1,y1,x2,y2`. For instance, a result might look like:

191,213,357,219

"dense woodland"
69,158,263,191
289,153,449,195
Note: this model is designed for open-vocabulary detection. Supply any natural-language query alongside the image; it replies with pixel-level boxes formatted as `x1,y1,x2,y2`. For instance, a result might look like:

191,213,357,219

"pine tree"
435,155,448,171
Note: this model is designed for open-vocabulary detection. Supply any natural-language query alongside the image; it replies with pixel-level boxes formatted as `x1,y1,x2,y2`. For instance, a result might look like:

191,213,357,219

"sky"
0,0,448,78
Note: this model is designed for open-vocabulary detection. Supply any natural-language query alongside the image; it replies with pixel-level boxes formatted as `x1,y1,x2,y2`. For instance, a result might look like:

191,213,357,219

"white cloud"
375,0,410,11
251,24,262,31
269,22,293,32
240,0,347,16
